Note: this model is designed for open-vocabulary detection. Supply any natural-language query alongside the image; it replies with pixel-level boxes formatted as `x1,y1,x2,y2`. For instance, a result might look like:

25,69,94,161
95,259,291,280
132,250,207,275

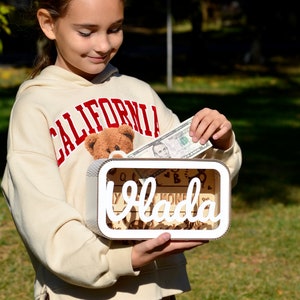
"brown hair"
31,0,72,78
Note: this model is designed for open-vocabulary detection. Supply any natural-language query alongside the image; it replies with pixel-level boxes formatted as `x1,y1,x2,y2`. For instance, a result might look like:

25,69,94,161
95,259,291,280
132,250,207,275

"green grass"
178,204,300,300
1,63,300,299
0,198,34,299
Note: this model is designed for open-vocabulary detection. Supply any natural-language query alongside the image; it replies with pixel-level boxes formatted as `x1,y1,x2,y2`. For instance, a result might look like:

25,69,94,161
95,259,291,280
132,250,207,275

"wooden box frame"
86,158,231,240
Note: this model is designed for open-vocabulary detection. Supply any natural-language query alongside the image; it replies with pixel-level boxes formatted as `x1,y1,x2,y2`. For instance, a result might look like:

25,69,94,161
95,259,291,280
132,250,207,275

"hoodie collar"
91,64,119,84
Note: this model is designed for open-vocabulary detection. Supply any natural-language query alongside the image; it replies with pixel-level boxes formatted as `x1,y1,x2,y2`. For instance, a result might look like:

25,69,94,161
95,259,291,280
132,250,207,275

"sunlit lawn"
1,63,300,299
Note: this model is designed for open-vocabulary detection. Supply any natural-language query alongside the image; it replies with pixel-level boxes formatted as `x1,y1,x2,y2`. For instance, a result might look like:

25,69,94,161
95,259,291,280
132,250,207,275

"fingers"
161,240,208,254
143,232,172,253
132,233,208,269
132,233,171,268
189,108,232,146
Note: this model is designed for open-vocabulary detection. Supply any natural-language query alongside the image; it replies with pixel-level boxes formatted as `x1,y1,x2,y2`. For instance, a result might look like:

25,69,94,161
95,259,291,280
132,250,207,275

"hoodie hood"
17,64,119,97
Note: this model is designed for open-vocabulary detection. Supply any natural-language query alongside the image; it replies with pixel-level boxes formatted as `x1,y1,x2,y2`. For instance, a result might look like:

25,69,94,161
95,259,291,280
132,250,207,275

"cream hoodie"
1,65,241,300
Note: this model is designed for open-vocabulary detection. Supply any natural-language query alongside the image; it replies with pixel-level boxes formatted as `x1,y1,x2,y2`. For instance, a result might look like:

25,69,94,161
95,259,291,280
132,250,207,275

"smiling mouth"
88,55,108,63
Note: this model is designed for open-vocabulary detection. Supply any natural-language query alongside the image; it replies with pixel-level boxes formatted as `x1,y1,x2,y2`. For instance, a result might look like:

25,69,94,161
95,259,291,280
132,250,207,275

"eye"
115,145,120,151
106,148,111,153
108,25,123,34
78,31,92,37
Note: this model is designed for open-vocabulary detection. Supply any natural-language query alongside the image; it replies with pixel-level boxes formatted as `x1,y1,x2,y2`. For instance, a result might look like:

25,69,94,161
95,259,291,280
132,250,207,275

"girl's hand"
131,233,207,269
189,108,233,150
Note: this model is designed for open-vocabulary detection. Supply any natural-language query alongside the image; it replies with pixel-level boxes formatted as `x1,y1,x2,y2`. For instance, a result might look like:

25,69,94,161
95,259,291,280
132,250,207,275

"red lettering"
152,106,160,138
55,120,75,156
50,127,65,166
63,112,87,145
75,104,96,134
111,98,133,127
124,100,143,133
81,100,103,132
139,104,152,136
98,98,119,127
49,97,161,166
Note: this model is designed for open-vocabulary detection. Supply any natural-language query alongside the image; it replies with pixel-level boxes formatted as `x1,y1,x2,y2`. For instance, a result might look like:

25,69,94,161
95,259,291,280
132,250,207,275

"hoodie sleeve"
202,133,242,187
1,97,138,288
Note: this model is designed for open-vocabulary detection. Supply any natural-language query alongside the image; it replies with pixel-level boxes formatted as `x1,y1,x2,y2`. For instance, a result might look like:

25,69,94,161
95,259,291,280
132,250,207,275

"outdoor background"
1,1,300,299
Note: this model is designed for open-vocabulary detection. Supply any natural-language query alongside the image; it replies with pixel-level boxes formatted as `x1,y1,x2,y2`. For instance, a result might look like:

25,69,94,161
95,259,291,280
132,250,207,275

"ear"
84,133,98,156
37,9,56,40
118,125,134,141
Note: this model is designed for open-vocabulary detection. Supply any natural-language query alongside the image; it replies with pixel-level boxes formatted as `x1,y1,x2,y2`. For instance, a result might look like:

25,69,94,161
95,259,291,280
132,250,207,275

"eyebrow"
73,19,124,28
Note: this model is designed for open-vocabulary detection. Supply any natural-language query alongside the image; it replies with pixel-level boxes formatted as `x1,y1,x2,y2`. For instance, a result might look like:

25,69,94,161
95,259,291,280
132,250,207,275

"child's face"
52,0,124,79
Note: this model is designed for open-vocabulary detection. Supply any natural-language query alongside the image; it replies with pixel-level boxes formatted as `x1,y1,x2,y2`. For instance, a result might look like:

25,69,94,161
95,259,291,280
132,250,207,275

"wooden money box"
86,158,231,240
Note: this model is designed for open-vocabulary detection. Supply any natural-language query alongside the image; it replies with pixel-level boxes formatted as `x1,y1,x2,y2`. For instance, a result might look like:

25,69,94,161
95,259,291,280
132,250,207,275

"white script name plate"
86,158,231,240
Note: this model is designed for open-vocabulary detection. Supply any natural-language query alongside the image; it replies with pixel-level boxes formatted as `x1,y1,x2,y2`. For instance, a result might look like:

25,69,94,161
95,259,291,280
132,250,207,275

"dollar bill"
128,117,212,159
127,117,212,178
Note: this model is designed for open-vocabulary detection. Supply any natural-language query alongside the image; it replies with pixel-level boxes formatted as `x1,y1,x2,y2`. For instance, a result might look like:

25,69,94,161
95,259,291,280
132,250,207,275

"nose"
94,33,112,54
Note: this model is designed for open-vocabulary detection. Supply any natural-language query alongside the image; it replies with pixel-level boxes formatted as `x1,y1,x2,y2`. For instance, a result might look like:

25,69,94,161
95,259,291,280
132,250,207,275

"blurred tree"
240,0,300,64
125,0,167,27
0,2,14,53
5,0,31,10
0,1,38,65
1,0,298,68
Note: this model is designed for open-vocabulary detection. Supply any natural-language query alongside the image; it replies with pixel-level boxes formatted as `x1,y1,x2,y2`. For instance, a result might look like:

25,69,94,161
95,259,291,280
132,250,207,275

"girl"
1,0,242,299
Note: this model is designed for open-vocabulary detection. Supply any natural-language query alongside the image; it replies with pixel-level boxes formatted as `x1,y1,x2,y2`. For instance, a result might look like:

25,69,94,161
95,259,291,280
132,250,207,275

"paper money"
128,117,212,159
127,117,212,178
